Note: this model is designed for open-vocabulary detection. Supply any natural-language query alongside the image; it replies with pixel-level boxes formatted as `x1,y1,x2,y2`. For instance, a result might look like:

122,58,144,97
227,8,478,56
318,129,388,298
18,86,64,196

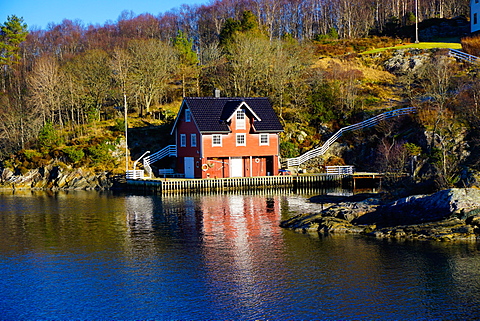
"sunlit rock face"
281,188,480,241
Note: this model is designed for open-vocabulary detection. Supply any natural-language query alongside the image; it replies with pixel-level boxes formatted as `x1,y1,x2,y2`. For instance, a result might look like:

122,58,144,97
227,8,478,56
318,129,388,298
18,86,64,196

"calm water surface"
0,189,480,319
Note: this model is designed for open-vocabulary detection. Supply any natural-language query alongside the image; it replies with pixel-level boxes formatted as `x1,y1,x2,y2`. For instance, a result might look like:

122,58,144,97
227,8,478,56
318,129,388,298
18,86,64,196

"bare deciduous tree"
27,55,62,126
128,39,178,116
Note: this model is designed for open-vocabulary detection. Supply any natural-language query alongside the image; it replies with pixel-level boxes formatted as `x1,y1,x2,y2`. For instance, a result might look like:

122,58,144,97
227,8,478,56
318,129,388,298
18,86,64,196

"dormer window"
236,109,245,130
185,109,191,122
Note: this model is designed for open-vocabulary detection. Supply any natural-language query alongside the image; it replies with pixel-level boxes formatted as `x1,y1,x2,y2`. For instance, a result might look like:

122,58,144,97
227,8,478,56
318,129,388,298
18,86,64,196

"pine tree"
0,15,28,66
174,30,199,97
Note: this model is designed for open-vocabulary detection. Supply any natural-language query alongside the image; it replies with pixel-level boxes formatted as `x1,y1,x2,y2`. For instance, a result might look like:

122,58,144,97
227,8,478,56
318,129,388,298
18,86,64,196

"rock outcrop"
281,188,480,241
0,166,115,190
384,49,432,75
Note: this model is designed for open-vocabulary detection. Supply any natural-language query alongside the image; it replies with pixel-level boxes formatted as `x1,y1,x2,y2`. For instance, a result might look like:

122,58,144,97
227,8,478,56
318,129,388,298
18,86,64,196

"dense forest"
1,0,479,191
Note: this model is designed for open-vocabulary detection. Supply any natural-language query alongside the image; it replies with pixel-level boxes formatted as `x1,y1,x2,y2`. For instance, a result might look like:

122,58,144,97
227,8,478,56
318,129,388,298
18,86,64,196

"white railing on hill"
284,107,417,167
448,49,480,64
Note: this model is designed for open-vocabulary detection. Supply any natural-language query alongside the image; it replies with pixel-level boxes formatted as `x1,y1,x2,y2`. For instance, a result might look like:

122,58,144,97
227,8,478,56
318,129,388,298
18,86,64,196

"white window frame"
212,134,222,147
236,109,246,130
180,134,186,147
259,134,269,146
191,133,197,147
236,133,246,146
185,109,191,122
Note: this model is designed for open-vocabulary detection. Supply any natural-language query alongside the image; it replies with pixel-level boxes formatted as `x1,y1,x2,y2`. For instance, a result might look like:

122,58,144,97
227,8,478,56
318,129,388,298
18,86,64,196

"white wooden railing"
448,49,480,64
126,145,177,179
284,107,417,167
326,166,355,174
126,170,145,179
143,145,177,178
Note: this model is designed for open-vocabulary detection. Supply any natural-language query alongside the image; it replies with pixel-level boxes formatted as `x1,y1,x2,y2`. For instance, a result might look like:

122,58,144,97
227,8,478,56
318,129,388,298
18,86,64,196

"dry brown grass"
312,57,396,83
461,35,480,57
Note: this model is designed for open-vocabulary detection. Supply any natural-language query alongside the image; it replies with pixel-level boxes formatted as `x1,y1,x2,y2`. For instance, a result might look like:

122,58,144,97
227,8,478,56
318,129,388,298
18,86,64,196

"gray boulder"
282,188,480,241
355,188,480,226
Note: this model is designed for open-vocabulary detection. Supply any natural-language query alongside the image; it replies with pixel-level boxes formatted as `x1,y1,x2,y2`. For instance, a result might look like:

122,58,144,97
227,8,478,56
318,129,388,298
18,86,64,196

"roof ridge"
185,97,267,100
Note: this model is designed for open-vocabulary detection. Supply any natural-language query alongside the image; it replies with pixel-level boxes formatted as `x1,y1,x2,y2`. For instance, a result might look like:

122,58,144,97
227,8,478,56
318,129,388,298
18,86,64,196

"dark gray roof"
175,97,283,134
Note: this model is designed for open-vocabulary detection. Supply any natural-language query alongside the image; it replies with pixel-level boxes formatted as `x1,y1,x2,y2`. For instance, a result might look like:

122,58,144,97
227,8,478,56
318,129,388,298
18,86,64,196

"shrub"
63,146,85,164
111,118,126,132
22,149,42,161
38,121,60,150
280,141,298,158
86,142,113,165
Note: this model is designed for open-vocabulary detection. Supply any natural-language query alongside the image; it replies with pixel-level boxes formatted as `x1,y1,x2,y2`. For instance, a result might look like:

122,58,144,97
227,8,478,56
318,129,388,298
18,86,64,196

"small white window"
236,109,245,130
236,133,246,146
191,134,197,147
212,134,222,146
180,134,186,147
260,134,269,146
185,109,191,122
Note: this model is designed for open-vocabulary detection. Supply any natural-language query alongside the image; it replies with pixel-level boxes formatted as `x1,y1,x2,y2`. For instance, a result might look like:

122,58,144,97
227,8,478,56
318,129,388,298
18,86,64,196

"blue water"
0,190,480,319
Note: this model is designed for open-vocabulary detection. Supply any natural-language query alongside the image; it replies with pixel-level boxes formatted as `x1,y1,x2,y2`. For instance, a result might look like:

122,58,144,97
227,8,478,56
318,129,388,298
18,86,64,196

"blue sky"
2,0,208,30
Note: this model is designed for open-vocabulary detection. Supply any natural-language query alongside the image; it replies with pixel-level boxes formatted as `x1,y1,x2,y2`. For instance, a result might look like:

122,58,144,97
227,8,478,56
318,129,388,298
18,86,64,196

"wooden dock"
125,173,381,194
127,174,346,194
350,172,384,189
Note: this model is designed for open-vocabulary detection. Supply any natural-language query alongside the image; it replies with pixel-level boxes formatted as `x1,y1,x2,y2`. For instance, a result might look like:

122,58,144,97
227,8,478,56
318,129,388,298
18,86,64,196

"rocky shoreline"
281,188,480,241
0,166,116,191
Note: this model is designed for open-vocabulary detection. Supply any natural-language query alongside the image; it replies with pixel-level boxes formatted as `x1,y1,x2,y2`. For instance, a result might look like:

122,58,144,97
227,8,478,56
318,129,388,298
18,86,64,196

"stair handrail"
141,145,177,178
285,107,417,167
448,49,480,64
143,145,177,166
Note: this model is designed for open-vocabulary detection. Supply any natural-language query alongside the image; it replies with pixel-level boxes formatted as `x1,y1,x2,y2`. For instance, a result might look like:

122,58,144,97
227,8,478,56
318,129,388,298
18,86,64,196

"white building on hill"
472,0,480,33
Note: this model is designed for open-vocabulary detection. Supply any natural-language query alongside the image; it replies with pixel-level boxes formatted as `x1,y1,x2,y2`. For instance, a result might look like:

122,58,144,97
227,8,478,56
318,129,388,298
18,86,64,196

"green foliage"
22,149,42,161
315,28,339,41
174,30,199,66
63,146,85,164
220,18,241,45
406,12,416,25
219,11,261,45
240,11,259,31
111,118,126,132
280,141,298,158
428,147,442,165
0,15,28,66
38,121,60,150
309,83,337,125
404,142,422,156
86,141,114,165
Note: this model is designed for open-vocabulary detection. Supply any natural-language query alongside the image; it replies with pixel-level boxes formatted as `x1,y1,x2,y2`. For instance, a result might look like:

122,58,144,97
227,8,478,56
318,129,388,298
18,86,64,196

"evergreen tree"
174,31,200,97
0,15,28,66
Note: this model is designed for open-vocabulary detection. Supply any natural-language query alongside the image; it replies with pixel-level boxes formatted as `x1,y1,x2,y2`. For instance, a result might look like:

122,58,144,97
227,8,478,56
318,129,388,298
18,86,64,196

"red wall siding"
176,119,201,158
201,116,279,158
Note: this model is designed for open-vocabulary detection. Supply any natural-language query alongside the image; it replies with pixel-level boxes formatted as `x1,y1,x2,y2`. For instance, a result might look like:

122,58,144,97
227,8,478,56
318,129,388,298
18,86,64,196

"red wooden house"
170,96,283,178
